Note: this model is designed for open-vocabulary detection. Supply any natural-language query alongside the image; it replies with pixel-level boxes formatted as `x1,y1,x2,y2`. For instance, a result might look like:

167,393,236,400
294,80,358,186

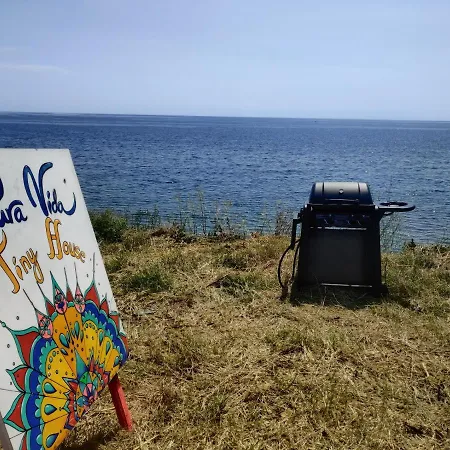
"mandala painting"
1,267,129,450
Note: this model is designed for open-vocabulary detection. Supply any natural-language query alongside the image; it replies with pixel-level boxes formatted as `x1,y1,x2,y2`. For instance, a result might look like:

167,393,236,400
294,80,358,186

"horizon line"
0,110,449,124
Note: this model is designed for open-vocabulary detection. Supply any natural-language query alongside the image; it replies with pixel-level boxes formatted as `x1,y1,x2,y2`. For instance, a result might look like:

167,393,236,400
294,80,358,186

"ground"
47,231,450,449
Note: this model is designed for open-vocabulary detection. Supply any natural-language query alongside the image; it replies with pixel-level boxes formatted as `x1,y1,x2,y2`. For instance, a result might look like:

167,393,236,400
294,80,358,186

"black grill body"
292,182,415,295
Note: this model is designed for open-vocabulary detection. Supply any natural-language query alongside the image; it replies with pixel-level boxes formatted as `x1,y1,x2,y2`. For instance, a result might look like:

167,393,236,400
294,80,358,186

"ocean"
0,113,449,243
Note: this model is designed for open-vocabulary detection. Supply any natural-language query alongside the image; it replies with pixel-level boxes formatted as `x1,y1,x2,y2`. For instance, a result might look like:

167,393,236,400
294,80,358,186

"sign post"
0,149,131,450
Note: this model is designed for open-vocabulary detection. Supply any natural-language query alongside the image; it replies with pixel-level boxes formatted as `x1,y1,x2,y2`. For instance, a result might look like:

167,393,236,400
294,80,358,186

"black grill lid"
309,182,373,205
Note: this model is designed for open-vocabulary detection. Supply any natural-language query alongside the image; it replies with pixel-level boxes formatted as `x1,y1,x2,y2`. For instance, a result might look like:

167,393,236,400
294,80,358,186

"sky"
0,0,449,120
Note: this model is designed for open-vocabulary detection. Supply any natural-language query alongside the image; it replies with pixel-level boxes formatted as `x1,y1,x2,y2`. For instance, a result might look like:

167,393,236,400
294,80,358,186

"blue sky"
0,0,449,120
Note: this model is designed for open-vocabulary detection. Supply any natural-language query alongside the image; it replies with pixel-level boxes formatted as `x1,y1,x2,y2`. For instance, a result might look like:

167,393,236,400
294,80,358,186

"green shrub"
221,251,249,270
104,251,129,274
219,272,269,297
274,209,293,236
123,265,173,292
89,210,128,243
129,207,162,229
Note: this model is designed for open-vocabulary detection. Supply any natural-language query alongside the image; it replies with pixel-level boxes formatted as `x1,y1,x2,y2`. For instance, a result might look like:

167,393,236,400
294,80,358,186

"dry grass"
54,231,450,449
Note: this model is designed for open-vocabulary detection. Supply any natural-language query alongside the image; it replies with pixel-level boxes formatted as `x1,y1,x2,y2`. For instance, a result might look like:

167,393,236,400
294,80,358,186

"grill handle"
378,201,416,214
291,216,302,249
322,198,360,204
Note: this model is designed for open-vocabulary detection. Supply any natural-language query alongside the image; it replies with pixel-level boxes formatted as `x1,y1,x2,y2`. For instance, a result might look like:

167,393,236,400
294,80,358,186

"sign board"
0,149,129,450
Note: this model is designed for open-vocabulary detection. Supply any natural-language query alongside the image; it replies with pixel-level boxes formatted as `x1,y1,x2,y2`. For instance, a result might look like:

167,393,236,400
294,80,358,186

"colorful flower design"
1,268,128,450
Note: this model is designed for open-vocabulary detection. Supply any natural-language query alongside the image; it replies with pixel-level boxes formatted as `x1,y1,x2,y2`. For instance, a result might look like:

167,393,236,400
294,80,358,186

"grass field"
51,226,450,449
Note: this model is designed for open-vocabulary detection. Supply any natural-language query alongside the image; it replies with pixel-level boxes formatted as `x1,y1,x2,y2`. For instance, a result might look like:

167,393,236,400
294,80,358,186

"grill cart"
283,182,415,296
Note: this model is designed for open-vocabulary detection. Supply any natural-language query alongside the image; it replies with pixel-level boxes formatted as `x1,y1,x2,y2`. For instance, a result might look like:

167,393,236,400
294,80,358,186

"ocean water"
0,113,449,243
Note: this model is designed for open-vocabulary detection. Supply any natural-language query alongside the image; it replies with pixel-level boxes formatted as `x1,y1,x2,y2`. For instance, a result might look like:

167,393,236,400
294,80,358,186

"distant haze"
0,0,449,121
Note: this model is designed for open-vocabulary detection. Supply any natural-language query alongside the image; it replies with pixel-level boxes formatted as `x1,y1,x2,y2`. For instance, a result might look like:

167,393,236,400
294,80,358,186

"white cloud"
0,63,69,74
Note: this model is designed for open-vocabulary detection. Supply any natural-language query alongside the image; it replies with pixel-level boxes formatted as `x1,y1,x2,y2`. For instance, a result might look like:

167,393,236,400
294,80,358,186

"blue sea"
0,113,449,243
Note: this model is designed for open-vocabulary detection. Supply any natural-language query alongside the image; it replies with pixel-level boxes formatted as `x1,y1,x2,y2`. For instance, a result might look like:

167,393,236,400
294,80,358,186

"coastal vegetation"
60,212,450,450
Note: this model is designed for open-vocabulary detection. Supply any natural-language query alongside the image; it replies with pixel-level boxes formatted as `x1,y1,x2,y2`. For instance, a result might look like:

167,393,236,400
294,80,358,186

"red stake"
109,375,133,431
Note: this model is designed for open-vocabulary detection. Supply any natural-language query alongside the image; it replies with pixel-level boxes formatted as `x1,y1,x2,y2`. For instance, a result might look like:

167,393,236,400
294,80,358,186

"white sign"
0,149,129,450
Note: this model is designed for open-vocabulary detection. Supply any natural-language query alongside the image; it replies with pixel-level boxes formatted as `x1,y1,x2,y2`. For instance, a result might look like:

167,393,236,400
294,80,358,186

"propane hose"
277,238,301,289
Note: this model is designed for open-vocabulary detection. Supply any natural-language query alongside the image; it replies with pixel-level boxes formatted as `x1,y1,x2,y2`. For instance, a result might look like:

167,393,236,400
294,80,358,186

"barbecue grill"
285,182,415,295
